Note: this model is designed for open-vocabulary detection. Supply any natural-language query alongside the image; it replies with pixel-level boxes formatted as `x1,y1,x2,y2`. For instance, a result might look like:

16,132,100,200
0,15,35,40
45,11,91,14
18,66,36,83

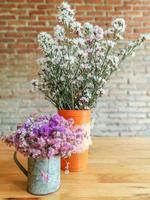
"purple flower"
32,128,39,135
2,114,85,159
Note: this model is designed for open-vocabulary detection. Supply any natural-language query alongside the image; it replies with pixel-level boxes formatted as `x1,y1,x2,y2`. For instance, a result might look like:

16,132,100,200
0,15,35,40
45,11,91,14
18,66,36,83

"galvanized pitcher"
14,152,60,195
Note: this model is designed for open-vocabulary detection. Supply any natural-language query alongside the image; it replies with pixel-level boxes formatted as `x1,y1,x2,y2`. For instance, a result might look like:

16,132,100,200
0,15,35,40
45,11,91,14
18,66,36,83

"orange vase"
58,110,91,172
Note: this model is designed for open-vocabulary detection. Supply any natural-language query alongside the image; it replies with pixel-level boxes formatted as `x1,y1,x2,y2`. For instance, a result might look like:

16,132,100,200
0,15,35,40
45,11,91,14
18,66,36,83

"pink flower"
2,114,85,159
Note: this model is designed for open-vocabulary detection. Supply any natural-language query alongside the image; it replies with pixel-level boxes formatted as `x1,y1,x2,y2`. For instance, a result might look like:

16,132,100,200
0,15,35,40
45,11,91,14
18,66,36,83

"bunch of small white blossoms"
33,1,150,110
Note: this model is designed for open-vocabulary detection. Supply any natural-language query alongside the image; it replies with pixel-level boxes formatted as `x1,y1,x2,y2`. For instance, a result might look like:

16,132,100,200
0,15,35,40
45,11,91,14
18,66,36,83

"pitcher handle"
14,151,28,177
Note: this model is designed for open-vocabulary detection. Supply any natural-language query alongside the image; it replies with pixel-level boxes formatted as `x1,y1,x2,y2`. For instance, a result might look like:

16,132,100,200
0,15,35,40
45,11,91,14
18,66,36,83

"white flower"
104,28,114,35
59,2,71,11
83,22,93,34
86,48,93,53
81,64,91,69
116,33,124,40
108,55,119,67
69,56,75,64
93,25,104,40
73,38,85,46
38,32,54,54
31,79,39,92
64,55,75,64
36,2,147,110
60,77,65,82
54,25,65,40
79,97,89,104
31,79,38,86
99,88,104,95
107,40,116,48
112,18,126,33
58,1,75,28
77,76,84,81
141,34,150,40
72,21,82,36
102,79,107,84
37,57,50,65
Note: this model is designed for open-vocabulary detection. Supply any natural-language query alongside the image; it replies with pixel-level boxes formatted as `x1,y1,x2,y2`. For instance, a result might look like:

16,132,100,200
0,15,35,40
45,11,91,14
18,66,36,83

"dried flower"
2,114,85,159
35,1,150,110
112,18,126,33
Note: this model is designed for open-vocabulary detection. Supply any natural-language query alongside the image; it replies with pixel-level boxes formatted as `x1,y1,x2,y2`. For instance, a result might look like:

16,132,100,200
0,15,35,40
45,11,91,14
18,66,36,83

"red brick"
133,6,150,10
17,38,34,43
128,21,142,26
5,33,24,38
47,0,63,2
27,44,38,48
9,9,27,15
95,17,112,21
125,11,142,16
0,38,14,43
127,33,137,40
8,44,26,49
18,49,38,54
143,11,150,16
6,0,25,2
7,20,26,26
27,0,45,2
37,4,55,9
134,28,150,33
143,22,150,26
142,1,150,5
0,15,16,19
0,48,14,53
25,33,37,37
0,44,7,48
0,0,149,55
46,10,58,15
38,16,56,21
69,0,84,3
29,10,45,15
0,26,14,31
28,21,46,26
0,4,17,8
86,11,104,16
17,27,35,31
34,27,53,32
18,15,36,20
107,11,122,16
106,0,121,4
17,4,35,9
0,22,6,25
77,16,95,21
124,0,141,5
95,5,112,10
125,27,132,33
115,5,132,11
76,5,94,11
132,16,150,21
84,0,103,3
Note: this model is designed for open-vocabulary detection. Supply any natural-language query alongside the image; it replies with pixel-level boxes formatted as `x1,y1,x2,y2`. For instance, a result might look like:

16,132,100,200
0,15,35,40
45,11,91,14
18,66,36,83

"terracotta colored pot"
58,110,91,172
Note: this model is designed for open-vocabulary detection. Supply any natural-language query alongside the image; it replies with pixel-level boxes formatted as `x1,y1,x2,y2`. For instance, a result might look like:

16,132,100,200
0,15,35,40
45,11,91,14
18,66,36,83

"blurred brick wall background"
0,0,150,136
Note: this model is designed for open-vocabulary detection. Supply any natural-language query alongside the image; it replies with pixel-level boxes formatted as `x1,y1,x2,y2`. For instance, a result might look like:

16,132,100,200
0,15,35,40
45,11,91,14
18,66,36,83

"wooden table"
1,137,150,200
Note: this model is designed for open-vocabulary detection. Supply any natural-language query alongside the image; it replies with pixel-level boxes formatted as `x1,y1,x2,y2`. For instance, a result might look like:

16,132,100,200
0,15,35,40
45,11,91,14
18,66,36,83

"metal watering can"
14,152,60,195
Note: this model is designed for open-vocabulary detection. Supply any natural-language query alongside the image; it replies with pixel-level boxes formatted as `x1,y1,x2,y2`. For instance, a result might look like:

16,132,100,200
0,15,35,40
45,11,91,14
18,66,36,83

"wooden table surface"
1,137,150,200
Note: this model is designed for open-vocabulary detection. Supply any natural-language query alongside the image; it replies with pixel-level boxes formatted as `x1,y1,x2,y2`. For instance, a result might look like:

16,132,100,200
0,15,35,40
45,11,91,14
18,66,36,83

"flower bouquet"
2,114,84,195
32,2,150,171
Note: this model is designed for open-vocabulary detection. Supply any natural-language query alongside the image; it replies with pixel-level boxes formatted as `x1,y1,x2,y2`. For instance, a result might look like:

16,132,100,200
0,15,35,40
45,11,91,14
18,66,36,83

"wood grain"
1,137,150,200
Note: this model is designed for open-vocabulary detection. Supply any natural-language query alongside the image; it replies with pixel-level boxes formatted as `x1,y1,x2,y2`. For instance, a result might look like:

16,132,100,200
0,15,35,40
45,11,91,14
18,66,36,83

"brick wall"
0,0,150,136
